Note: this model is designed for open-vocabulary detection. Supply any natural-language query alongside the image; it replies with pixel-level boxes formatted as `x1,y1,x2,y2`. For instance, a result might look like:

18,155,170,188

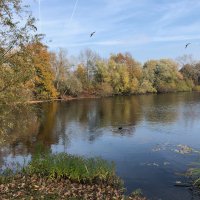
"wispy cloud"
152,35,200,42
66,0,79,29
29,0,200,61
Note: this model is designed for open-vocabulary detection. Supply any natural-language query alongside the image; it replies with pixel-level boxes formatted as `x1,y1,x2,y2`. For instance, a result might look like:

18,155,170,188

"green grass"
22,152,121,186
190,168,200,188
187,163,200,189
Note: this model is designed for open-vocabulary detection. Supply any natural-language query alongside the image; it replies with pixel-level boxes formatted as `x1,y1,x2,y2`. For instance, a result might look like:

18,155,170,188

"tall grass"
23,152,121,186
187,162,200,189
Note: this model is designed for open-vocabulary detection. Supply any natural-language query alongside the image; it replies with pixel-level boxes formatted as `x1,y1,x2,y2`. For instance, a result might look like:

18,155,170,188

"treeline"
1,1,200,105
51,50,200,98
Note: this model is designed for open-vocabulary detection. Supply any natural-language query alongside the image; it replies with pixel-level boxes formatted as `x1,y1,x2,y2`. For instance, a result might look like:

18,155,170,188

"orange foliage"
26,42,57,99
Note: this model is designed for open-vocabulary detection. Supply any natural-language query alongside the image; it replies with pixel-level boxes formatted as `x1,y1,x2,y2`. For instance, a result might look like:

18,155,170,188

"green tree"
0,0,39,104
143,59,191,93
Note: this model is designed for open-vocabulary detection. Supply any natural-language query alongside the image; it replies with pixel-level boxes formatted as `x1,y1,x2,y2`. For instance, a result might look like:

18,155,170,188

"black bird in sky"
90,31,95,37
185,43,191,48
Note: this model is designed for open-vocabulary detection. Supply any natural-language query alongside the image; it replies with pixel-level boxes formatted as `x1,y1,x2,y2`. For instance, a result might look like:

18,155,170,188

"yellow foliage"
26,42,58,99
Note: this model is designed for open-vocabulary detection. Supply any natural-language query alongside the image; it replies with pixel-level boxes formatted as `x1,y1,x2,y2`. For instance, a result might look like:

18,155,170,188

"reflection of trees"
2,93,200,168
57,96,142,127
36,103,58,146
0,105,39,147
99,96,142,126
0,103,61,161
0,105,40,167
138,93,200,124
138,94,179,123
53,96,143,142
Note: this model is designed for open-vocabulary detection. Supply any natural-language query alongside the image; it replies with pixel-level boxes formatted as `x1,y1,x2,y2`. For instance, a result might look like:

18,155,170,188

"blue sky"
28,0,200,62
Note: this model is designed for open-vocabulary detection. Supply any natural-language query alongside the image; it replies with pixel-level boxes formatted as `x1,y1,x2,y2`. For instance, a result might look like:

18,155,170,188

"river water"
1,93,200,200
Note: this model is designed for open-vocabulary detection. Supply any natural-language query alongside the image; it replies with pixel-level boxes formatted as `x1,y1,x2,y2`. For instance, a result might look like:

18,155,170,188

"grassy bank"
0,152,146,200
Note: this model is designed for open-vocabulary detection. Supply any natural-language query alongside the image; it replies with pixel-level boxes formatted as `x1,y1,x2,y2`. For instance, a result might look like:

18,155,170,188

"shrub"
193,85,200,92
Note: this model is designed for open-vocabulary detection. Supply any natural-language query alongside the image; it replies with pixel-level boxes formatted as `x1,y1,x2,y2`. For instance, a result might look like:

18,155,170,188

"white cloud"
29,0,200,60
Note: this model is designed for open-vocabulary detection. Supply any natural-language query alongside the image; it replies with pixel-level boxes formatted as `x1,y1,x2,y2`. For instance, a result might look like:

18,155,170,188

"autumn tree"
50,49,82,97
0,0,37,64
74,64,87,89
143,59,191,93
50,49,69,90
0,0,39,104
110,53,142,80
79,49,101,83
110,53,143,93
26,42,57,99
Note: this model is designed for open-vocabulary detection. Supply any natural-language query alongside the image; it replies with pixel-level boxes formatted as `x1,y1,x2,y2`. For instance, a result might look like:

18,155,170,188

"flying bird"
90,31,95,37
185,43,191,48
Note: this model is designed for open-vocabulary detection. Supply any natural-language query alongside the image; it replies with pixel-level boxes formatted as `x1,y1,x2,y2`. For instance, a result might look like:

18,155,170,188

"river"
1,93,200,200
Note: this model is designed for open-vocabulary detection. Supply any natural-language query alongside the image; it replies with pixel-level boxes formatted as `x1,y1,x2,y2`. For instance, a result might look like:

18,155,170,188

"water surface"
1,93,200,200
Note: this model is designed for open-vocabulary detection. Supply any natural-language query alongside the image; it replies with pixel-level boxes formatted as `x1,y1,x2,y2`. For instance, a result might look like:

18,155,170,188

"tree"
176,54,196,69
143,59,190,93
26,42,57,99
74,64,88,89
0,0,39,104
0,0,37,64
50,48,70,91
110,53,142,93
79,49,101,83
110,52,142,80
107,59,130,94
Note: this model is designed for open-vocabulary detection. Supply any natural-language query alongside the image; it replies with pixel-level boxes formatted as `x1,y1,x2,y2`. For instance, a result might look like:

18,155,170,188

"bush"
138,80,157,94
57,75,83,97
96,82,113,96
176,80,192,92
193,85,200,92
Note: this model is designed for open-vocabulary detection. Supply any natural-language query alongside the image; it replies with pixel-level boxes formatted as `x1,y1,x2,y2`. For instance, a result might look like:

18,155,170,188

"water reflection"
1,93,200,200
1,93,200,158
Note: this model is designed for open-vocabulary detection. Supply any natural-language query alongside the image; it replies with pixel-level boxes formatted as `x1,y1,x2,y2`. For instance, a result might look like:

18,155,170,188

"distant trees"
79,49,101,86
180,62,200,91
50,49,82,97
62,52,200,97
0,0,200,104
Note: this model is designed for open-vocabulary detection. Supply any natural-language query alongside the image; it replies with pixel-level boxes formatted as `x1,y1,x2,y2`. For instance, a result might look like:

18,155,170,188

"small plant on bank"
130,188,143,197
23,152,122,187
187,163,200,189
0,152,148,200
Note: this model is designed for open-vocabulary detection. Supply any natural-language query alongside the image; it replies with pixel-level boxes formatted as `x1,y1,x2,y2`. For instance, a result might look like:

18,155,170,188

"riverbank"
27,90,200,105
0,152,147,200
0,175,146,200
27,93,100,104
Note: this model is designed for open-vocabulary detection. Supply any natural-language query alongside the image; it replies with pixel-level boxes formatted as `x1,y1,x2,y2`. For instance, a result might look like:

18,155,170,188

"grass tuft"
22,152,122,187
187,167,200,189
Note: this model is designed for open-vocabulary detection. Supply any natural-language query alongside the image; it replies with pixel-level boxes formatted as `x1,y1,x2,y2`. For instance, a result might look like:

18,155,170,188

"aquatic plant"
187,162,200,189
131,188,143,197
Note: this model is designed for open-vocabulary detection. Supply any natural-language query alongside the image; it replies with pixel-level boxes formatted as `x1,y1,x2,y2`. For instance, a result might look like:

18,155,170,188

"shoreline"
0,174,146,200
27,90,198,104
27,94,100,104
0,152,147,200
